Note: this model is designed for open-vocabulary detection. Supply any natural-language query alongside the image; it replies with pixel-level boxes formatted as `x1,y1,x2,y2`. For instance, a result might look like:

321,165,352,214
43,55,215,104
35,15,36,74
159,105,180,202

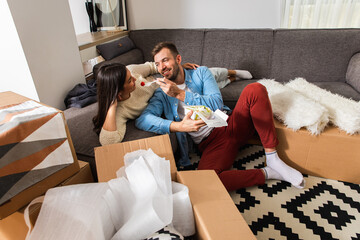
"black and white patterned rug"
184,145,360,240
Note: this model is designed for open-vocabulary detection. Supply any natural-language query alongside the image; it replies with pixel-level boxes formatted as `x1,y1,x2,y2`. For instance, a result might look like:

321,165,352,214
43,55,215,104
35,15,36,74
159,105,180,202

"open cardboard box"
0,91,80,219
95,134,255,240
274,119,360,184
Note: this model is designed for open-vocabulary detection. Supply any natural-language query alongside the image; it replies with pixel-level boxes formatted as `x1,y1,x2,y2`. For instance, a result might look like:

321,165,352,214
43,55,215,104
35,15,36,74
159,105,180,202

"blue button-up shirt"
135,66,230,166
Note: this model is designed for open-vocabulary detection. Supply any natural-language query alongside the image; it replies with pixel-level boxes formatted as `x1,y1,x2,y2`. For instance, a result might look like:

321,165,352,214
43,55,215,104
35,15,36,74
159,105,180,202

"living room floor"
185,144,360,240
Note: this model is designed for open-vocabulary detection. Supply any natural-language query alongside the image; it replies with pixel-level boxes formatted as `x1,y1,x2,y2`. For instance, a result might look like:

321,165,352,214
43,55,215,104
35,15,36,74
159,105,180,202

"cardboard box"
0,91,80,219
0,160,94,240
274,119,360,184
95,134,255,240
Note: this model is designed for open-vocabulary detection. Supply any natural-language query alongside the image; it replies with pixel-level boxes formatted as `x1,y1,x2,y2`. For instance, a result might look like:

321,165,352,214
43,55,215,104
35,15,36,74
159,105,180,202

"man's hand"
156,78,186,101
170,110,206,132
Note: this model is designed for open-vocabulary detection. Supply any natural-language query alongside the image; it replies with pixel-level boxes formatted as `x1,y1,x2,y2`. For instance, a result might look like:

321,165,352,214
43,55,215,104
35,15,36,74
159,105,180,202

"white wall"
0,0,39,101
69,0,282,32
68,0,90,35
127,0,282,29
4,0,85,110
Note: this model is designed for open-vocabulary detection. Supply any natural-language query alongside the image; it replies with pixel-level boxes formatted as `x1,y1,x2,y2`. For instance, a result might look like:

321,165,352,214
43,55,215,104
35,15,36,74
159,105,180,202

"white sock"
234,70,253,80
263,166,284,181
265,151,305,189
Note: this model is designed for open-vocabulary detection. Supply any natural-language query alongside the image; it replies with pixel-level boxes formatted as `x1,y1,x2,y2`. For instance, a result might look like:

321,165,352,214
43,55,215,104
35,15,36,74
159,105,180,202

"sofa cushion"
93,48,144,79
96,36,135,60
220,79,258,109
202,29,274,79
129,29,205,64
271,29,360,83
312,81,360,101
346,52,360,93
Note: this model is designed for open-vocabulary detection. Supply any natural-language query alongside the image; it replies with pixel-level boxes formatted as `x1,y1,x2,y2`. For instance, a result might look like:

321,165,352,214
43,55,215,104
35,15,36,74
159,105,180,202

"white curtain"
281,0,360,28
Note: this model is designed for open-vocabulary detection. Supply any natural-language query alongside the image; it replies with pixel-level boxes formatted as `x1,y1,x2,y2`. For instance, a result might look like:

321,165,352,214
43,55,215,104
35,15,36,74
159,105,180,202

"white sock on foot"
265,151,305,188
263,166,283,181
234,70,253,80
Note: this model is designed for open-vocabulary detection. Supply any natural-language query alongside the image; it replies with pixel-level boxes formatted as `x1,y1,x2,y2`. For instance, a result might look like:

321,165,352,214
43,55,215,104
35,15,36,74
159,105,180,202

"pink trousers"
198,83,279,191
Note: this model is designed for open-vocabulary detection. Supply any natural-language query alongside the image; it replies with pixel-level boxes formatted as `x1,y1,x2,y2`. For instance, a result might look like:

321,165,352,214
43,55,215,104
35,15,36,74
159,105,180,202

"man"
136,42,304,190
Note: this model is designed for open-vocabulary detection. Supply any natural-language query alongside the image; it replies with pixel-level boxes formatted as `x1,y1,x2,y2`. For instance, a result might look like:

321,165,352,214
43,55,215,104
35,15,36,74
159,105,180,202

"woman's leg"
228,69,253,80
209,68,231,89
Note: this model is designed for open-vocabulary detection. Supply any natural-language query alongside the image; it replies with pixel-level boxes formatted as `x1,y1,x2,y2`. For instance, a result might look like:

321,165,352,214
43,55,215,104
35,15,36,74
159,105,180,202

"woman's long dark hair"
93,63,127,135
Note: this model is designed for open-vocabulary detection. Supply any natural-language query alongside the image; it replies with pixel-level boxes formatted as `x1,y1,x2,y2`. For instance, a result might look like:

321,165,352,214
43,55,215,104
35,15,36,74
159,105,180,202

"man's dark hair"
152,42,179,58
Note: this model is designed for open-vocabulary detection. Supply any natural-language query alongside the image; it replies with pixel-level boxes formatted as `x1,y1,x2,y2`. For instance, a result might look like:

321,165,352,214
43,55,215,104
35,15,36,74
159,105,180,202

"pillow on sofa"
346,52,360,92
96,36,135,60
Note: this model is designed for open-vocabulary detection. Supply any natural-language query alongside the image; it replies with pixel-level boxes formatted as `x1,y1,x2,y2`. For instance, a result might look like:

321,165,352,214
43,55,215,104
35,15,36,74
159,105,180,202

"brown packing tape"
0,91,80,219
275,119,360,184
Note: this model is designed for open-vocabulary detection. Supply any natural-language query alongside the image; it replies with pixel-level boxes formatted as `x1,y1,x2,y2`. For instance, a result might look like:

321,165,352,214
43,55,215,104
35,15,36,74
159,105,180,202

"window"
281,0,360,28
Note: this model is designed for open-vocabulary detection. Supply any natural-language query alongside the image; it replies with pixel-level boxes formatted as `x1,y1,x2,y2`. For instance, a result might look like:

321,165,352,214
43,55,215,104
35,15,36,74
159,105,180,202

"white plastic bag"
25,182,115,240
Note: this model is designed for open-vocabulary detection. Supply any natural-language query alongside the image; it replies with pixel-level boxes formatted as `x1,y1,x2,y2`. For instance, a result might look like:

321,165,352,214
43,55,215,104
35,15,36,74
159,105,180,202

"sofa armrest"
346,52,360,93
64,103,100,159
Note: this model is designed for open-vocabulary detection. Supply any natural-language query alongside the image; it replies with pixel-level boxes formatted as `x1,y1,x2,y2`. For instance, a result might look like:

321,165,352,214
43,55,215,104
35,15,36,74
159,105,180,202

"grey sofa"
64,28,360,179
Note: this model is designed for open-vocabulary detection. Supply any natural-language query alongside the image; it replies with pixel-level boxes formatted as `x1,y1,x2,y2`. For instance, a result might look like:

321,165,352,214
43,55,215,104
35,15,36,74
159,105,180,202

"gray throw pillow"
96,36,135,60
346,52,360,92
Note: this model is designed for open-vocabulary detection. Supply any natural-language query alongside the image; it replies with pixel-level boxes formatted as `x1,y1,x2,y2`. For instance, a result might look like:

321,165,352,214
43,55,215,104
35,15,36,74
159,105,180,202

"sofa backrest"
271,29,360,83
129,29,205,64
201,29,274,79
129,28,360,84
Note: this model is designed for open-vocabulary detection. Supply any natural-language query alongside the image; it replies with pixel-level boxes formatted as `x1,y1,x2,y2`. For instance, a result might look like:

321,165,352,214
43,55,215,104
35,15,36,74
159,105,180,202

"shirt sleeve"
135,90,173,134
99,119,126,145
127,62,158,77
184,67,224,111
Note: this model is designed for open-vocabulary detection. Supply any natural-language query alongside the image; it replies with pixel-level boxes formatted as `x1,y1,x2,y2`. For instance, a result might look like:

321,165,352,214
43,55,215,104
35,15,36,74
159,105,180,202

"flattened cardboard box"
274,119,360,184
95,134,255,240
0,161,94,240
0,91,80,219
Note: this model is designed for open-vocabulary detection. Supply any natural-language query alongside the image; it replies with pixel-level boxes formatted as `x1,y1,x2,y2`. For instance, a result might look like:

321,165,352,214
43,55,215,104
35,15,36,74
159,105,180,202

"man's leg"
198,83,304,190
198,127,265,191
198,83,270,191
229,83,304,188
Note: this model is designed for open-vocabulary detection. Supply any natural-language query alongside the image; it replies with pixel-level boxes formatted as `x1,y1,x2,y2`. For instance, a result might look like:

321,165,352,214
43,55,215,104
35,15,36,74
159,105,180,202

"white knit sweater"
99,62,159,145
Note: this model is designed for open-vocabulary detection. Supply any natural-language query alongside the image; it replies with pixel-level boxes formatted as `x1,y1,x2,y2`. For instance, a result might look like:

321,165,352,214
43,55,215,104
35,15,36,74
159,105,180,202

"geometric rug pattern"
0,100,74,205
186,144,360,240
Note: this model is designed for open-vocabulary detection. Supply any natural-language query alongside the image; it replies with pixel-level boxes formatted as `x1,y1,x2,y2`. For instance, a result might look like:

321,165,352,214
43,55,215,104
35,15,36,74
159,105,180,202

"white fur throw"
286,78,360,135
258,79,329,135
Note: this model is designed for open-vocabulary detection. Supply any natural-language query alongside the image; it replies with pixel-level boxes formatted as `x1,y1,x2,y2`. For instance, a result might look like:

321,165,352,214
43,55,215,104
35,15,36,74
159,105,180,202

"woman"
93,62,252,146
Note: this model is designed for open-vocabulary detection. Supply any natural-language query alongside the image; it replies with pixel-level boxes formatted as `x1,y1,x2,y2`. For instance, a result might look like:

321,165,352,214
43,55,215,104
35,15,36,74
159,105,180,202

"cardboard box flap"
95,134,177,182
177,170,256,240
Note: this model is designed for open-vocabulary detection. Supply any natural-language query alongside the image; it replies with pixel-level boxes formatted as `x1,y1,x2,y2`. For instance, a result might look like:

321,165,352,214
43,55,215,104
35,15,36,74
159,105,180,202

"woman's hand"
182,63,199,70
110,98,118,109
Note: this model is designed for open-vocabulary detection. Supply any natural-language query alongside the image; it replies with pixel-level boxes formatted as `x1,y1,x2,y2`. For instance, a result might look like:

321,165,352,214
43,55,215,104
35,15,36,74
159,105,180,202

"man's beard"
163,63,180,81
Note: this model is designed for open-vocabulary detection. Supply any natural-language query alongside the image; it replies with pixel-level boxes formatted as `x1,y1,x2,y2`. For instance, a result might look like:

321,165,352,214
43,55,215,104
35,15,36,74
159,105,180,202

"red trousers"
198,83,279,191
